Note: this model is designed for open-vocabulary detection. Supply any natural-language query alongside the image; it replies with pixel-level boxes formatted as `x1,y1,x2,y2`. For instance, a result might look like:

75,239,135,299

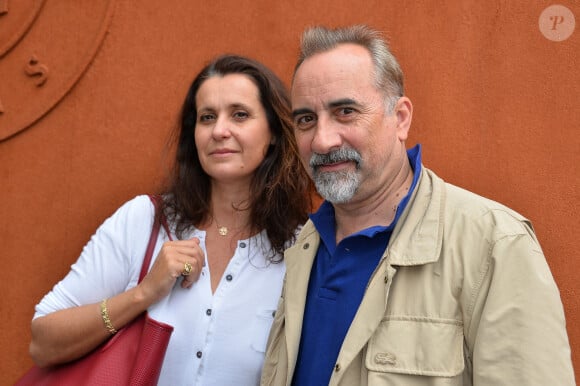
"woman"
29,55,311,385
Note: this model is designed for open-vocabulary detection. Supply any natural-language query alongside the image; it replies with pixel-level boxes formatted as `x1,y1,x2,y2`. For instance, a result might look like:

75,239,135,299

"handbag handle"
139,195,171,283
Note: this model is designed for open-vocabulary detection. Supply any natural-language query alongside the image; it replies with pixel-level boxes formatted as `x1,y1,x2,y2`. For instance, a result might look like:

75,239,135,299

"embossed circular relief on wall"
0,0,117,141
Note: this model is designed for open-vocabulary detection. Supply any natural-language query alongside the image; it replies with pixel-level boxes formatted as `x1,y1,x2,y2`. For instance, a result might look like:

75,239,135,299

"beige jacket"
261,167,575,386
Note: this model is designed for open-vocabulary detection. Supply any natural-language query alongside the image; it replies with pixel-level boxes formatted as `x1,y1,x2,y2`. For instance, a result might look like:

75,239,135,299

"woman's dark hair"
161,54,312,259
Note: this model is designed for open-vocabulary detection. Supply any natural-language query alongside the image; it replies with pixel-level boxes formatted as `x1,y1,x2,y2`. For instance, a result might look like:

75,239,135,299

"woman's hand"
137,238,205,304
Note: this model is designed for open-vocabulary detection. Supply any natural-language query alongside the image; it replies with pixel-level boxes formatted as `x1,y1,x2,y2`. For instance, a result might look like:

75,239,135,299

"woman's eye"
199,113,215,123
233,111,249,120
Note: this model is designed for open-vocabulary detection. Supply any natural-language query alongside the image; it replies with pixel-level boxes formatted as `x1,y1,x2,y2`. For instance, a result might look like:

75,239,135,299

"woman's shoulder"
98,195,157,237
112,195,155,219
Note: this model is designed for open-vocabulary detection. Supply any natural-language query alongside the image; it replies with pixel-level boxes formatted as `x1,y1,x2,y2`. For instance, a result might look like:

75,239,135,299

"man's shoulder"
423,168,532,235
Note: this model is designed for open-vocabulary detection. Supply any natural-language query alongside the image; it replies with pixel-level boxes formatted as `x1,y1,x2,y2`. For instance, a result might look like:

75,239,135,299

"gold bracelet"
100,299,117,335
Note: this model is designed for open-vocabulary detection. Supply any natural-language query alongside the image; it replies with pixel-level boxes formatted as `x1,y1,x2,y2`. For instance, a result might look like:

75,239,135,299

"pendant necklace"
217,224,228,236
213,216,230,236
213,212,247,237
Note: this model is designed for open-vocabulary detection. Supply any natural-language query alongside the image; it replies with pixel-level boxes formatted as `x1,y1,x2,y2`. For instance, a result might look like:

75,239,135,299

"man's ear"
395,96,413,141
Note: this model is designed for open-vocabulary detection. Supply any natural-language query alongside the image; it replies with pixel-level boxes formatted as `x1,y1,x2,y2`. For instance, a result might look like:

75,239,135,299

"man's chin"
315,183,357,204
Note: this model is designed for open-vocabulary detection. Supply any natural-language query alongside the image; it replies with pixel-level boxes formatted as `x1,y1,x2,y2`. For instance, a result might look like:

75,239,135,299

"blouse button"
226,274,233,281
334,363,341,372
240,242,247,248
206,309,212,316
303,243,310,249
196,351,202,358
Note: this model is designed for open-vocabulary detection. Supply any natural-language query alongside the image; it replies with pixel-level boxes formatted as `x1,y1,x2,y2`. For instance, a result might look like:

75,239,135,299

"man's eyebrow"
292,108,314,118
292,98,360,118
328,98,359,109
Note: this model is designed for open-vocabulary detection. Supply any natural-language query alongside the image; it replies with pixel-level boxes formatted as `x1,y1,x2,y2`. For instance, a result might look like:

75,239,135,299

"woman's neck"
207,182,252,238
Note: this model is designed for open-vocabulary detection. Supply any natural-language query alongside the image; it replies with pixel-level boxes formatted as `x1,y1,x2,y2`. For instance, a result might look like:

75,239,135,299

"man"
261,25,575,385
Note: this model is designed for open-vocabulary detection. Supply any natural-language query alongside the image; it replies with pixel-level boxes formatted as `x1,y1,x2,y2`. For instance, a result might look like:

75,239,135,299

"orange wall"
1,1,578,383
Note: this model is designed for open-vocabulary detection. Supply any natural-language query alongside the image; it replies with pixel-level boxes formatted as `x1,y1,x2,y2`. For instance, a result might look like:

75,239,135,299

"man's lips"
314,160,353,172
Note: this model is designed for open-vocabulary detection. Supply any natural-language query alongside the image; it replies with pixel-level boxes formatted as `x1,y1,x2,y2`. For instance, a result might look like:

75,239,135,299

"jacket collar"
387,167,444,266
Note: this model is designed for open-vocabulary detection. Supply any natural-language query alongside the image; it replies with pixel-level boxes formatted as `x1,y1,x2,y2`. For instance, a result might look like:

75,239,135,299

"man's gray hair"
294,25,404,112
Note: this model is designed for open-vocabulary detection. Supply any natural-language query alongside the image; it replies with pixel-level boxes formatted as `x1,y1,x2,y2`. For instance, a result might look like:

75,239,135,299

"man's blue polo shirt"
291,145,422,386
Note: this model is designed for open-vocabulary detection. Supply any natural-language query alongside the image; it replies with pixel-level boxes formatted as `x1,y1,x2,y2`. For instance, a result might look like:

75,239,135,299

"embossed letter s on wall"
0,0,116,142
25,54,49,87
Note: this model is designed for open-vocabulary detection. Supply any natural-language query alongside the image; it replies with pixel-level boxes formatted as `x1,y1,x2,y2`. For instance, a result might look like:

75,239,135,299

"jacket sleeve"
464,224,575,385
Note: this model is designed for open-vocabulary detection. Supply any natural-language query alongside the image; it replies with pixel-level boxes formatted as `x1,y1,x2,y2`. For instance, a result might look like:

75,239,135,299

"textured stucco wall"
1,1,578,383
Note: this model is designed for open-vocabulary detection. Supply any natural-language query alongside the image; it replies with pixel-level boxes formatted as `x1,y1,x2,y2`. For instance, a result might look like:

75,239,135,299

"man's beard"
309,148,362,204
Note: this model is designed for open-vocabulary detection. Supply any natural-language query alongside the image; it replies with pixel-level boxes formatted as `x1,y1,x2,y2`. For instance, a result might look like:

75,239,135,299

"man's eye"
295,115,315,128
339,107,355,115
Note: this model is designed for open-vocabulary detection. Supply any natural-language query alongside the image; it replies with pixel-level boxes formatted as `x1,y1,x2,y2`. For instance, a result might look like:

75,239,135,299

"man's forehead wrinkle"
293,83,356,107
292,57,367,115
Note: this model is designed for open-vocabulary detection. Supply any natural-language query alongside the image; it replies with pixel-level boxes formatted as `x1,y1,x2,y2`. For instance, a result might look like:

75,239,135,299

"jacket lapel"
283,222,319,386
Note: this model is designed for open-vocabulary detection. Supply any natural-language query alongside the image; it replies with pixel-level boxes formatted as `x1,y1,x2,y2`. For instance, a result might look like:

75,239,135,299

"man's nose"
311,116,343,154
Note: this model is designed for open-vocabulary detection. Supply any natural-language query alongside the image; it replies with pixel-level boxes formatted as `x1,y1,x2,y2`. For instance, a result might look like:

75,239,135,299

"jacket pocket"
366,316,464,377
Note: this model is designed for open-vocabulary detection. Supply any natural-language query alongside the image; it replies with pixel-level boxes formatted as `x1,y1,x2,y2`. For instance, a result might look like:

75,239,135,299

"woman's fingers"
164,238,205,274
180,256,204,288
139,238,205,301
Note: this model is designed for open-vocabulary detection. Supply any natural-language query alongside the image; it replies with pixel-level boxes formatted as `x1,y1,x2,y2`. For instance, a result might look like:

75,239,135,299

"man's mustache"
310,148,362,170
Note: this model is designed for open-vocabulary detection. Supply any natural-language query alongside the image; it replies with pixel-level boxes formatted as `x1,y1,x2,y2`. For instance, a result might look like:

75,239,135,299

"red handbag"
16,196,174,386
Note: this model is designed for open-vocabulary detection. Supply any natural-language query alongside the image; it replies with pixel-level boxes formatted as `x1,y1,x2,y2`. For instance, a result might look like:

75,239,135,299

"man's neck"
333,160,414,244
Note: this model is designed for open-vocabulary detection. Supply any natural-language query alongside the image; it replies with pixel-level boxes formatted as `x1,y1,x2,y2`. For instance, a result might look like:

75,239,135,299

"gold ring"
181,262,193,276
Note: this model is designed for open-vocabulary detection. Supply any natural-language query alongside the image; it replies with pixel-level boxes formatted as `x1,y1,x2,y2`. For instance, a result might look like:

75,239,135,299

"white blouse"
34,195,286,386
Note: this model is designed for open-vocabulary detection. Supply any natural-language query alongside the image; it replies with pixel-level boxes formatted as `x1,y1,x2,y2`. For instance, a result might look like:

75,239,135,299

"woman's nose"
211,116,232,139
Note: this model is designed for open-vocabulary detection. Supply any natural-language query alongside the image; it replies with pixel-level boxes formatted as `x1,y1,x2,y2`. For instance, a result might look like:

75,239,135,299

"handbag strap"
139,195,172,283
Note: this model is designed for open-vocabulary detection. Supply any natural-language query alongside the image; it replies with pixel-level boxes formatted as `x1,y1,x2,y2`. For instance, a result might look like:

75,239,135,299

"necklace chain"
213,212,248,237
